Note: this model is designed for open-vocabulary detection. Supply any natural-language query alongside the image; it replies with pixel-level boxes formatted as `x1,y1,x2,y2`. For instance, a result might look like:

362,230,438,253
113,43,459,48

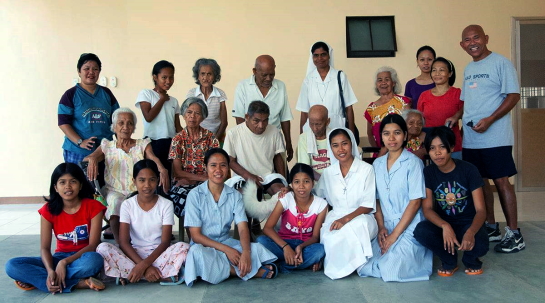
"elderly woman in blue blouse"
186,58,228,142
58,53,119,164
358,114,432,281
183,148,278,286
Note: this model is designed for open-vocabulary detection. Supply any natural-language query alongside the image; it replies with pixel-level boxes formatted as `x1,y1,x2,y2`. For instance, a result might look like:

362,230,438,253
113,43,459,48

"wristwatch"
77,139,83,146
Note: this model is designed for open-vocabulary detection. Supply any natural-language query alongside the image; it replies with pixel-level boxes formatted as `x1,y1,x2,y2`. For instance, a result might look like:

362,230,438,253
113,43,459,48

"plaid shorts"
63,149,86,164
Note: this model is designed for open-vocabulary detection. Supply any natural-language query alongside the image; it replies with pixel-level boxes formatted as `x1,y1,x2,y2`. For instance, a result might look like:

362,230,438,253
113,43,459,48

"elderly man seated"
297,105,331,181
224,100,287,196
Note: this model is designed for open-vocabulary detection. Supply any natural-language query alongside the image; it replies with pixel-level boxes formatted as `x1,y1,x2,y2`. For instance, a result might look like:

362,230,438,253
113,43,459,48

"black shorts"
462,146,517,179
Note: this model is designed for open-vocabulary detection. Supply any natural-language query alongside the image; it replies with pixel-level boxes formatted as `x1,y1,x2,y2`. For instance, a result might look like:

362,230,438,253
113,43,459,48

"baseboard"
0,196,44,205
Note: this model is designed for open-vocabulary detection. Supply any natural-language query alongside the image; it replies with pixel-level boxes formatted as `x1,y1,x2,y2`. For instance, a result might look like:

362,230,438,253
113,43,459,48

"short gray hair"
111,107,137,132
192,58,221,85
402,109,425,125
181,97,208,119
374,66,402,95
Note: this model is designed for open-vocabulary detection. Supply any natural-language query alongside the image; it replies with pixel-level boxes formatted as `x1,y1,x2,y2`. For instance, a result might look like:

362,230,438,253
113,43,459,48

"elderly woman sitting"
84,107,169,242
365,66,411,150
168,97,219,219
403,109,427,159
186,58,228,142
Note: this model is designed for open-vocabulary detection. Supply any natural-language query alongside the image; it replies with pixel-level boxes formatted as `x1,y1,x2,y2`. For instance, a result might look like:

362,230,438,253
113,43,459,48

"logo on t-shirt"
83,108,110,124
433,181,469,216
57,224,89,244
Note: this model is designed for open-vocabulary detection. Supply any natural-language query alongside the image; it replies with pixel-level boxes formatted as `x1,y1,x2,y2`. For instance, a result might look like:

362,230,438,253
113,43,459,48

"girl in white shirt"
96,159,189,285
135,60,183,181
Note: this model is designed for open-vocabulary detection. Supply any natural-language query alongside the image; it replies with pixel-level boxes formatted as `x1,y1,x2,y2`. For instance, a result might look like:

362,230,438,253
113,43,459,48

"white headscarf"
306,41,335,76
326,127,361,165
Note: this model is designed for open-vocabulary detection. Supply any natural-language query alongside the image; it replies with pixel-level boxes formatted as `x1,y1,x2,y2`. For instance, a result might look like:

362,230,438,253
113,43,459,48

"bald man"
446,25,523,253
233,55,294,161
297,105,331,181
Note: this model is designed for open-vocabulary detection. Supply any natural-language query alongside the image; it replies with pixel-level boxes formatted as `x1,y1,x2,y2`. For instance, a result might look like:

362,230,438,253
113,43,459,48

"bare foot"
312,262,322,272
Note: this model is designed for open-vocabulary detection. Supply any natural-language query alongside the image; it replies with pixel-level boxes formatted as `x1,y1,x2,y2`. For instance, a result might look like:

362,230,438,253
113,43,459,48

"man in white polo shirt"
232,55,294,161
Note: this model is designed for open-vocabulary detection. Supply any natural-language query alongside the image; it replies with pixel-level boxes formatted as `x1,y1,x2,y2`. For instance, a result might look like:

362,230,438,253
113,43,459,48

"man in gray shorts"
446,24,524,253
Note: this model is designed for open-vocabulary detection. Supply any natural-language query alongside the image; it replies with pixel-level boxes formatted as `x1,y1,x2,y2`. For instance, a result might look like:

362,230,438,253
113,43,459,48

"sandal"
85,277,105,291
14,280,36,291
437,266,458,277
260,263,278,279
160,276,185,286
465,268,483,275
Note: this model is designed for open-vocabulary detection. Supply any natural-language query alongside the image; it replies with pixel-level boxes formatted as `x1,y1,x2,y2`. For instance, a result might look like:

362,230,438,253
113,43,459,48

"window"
346,16,397,58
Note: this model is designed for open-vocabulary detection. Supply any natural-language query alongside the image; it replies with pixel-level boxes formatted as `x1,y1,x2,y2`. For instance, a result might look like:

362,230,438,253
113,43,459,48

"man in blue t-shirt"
446,25,524,253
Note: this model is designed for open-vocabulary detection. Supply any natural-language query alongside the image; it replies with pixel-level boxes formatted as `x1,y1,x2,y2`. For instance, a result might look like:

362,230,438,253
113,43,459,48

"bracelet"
281,243,289,250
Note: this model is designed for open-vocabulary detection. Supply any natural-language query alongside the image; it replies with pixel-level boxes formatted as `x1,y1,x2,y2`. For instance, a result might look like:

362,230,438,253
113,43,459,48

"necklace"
295,205,309,240
317,80,330,103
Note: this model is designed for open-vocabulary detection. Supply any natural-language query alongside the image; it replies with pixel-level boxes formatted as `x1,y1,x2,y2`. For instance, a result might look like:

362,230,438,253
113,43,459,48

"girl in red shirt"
257,163,328,272
5,163,106,293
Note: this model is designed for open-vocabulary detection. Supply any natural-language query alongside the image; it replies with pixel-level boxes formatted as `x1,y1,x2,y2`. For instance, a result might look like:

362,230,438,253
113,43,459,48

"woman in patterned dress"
365,66,411,153
84,108,169,242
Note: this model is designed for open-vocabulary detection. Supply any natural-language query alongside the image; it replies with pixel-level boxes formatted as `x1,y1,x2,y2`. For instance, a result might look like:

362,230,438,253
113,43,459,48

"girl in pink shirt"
257,163,328,272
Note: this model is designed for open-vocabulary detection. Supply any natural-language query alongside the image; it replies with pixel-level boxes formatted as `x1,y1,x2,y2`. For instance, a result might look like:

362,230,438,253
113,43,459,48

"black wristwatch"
77,139,83,146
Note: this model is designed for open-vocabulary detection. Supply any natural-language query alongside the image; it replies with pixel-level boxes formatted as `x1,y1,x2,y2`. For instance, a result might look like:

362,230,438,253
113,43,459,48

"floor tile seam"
484,258,545,296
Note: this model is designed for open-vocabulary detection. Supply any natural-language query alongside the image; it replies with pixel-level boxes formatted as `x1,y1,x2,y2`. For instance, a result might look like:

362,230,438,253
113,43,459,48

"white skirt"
320,210,378,279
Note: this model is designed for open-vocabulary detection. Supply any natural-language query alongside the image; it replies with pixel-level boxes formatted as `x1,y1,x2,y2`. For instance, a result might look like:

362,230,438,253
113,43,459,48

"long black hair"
45,163,93,216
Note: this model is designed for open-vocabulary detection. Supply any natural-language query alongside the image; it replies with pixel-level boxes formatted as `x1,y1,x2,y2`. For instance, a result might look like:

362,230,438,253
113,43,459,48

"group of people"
5,24,525,294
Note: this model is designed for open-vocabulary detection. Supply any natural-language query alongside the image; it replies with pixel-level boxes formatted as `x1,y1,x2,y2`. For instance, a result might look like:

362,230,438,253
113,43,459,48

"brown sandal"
85,277,105,291
14,280,36,291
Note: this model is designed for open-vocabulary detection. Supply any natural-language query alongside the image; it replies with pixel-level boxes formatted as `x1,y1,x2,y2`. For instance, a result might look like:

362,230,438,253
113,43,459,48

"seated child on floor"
413,126,489,276
5,163,106,293
257,163,327,272
96,159,189,285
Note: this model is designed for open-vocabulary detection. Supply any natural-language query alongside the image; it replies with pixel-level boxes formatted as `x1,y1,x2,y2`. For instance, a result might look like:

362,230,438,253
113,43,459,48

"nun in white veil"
315,127,378,280
295,41,359,135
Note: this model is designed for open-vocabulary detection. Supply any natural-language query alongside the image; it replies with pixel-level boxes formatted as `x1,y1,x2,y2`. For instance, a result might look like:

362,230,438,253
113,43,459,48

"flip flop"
437,266,458,277
465,268,484,275
160,276,185,286
85,277,105,291
260,263,278,279
14,280,35,291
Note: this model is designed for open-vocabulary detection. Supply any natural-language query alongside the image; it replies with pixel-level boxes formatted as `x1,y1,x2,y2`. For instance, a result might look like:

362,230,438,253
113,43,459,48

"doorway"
512,18,545,191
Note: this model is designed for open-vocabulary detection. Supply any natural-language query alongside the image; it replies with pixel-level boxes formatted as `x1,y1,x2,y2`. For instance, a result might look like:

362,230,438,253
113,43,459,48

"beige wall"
1,0,545,197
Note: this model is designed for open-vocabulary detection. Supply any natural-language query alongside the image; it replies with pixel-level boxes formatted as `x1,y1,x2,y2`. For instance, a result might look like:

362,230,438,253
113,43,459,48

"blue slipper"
260,263,278,279
160,276,185,286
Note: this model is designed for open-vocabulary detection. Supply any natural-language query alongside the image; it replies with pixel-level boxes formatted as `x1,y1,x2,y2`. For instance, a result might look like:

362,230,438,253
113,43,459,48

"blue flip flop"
160,276,185,286
260,263,278,279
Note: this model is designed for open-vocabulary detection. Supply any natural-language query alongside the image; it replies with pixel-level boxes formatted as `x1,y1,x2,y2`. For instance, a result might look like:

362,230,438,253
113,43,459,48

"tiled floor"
1,192,544,302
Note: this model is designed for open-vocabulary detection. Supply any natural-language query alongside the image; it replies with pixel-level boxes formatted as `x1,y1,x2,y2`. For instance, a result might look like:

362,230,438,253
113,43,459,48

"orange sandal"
465,268,483,275
14,280,36,291
85,277,105,291
437,267,458,277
